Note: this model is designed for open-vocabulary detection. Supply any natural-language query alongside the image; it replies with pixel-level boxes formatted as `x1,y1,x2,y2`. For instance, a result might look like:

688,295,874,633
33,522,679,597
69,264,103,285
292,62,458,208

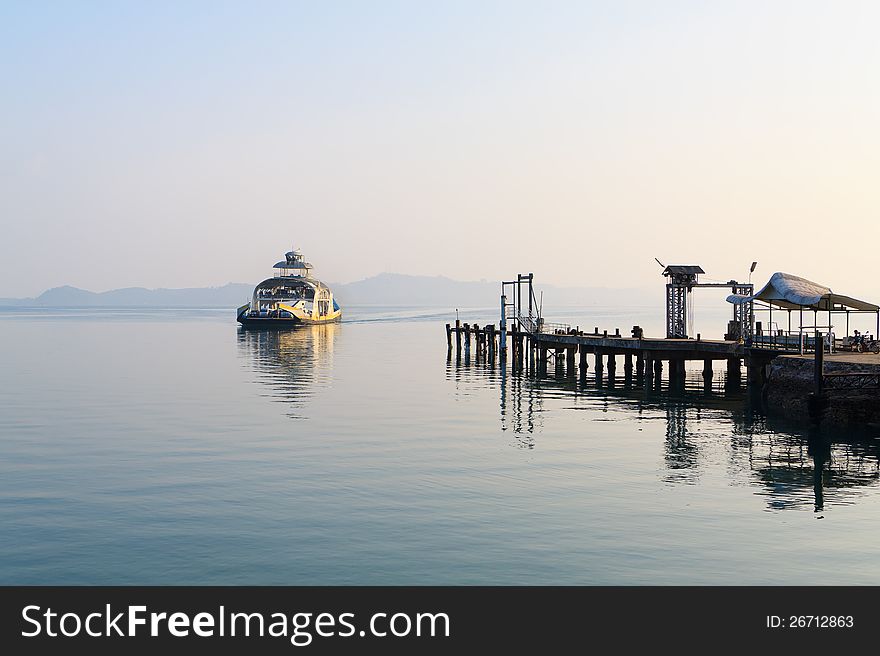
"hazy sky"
2,1,879,299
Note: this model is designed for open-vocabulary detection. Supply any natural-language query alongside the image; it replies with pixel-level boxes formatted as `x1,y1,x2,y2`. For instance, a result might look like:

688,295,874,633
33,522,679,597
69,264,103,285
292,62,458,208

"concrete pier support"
566,347,576,375
624,353,633,376
607,353,617,375
681,360,689,382
703,359,713,380
578,346,588,380
747,356,767,387
726,358,741,381
670,359,686,387
653,358,663,382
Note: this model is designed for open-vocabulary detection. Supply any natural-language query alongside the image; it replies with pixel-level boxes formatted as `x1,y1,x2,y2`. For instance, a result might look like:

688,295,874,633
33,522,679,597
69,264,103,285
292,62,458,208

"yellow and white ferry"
237,249,342,328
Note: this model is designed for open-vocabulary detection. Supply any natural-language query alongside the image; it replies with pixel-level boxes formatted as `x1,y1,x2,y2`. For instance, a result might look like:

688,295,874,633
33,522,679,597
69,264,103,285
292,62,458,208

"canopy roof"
274,249,313,270
727,272,878,312
662,265,704,276
273,260,313,270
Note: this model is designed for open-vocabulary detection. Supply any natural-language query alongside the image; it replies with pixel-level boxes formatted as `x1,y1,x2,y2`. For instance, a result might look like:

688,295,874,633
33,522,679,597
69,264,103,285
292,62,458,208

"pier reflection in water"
446,354,880,514
237,324,339,419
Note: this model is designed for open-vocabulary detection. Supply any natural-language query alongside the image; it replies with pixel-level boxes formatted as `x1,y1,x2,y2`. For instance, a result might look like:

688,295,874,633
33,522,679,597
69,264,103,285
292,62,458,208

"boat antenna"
654,257,666,269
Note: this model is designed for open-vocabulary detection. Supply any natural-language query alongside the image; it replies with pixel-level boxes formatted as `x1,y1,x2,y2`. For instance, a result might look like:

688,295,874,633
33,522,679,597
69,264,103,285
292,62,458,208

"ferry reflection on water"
445,355,880,514
237,323,339,419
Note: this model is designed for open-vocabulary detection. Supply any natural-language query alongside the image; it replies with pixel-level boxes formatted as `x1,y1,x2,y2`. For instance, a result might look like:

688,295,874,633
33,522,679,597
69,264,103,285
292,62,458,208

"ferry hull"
237,313,342,329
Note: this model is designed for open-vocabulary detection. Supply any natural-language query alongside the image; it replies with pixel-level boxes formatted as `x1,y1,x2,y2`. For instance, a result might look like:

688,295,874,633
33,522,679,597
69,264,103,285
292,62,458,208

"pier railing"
749,331,839,354
517,315,539,333
517,314,571,335
540,322,573,335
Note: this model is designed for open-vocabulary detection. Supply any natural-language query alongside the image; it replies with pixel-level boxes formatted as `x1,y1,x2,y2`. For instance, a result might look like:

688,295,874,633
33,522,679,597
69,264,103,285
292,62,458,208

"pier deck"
444,320,800,386
530,332,743,359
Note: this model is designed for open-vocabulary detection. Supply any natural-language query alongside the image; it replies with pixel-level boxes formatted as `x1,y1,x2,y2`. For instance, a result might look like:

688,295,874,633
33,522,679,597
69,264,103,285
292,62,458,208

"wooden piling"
670,359,686,384
808,333,829,421
726,358,740,381
499,321,506,360
624,352,633,375
509,323,516,365
499,295,507,360
702,359,713,380
455,319,462,355
747,356,766,386
446,323,452,351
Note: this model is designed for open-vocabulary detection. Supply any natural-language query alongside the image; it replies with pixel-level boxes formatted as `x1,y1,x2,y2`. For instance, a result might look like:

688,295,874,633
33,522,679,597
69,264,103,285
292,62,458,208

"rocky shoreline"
766,355,880,427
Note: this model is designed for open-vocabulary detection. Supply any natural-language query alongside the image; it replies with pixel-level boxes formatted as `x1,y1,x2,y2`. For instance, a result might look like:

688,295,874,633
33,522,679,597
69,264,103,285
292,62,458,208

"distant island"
0,273,655,309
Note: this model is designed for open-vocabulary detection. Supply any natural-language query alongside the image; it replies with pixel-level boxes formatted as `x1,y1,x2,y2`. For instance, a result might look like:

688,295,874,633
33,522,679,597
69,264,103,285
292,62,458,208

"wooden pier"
445,267,880,391
445,320,771,386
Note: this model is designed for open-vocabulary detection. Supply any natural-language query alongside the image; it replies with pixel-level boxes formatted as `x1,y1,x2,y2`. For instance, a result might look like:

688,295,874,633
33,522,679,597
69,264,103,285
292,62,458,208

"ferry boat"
237,248,342,328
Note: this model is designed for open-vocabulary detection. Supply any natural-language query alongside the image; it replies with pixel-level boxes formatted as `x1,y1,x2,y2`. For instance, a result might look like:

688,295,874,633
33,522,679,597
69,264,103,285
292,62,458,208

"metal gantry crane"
661,264,753,340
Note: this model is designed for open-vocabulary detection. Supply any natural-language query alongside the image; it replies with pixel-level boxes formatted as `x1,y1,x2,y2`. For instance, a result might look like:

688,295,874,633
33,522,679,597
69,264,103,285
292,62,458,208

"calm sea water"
1,305,879,585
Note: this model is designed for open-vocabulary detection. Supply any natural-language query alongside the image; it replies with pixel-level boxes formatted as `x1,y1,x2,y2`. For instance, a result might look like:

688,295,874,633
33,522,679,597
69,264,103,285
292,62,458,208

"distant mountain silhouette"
0,274,654,308
5,283,255,308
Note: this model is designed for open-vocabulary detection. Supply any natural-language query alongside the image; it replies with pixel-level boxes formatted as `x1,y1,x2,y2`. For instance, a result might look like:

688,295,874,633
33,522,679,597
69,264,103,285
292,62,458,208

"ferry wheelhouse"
237,249,341,327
